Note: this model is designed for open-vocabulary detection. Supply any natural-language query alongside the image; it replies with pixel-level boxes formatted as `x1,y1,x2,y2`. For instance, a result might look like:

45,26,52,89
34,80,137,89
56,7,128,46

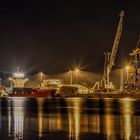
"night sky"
0,1,139,74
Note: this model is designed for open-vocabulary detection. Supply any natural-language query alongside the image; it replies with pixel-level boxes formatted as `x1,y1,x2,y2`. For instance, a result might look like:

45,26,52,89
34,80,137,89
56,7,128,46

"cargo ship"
0,68,62,98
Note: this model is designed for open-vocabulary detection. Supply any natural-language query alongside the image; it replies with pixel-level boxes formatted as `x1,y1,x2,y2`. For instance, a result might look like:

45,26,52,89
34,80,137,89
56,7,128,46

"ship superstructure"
9,67,28,88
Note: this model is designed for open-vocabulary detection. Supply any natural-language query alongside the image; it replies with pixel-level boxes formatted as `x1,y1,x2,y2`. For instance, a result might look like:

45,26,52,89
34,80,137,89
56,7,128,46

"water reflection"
8,99,11,136
119,98,134,140
103,99,115,140
0,100,1,130
37,99,43,138
66,98,83,140
0,97,140,140
12,98,25,140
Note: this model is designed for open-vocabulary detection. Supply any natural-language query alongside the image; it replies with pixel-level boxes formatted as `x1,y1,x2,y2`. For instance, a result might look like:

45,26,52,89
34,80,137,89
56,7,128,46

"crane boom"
107,11,124,73
103,11,124,87
91,11,125,92
130,36,140,56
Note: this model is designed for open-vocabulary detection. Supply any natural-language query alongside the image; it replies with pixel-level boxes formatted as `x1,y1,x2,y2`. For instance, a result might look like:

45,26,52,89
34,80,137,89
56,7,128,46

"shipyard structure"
124,36,140,92
0,10,140,98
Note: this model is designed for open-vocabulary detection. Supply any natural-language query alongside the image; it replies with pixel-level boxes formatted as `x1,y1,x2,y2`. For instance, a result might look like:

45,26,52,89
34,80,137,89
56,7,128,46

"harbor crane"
91,11,124,92
124,35,140,91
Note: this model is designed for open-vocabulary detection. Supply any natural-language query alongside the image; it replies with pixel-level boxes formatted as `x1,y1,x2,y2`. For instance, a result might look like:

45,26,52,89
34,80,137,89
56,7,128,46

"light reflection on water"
119,98,134,140
66,98,83,140
103,99,115,140
0,100,1,130
7,98,25,139
37,98,43,138
0,97,140,140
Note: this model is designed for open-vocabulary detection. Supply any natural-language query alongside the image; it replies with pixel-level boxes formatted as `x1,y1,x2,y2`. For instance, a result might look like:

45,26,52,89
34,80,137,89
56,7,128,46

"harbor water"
0,97,140,140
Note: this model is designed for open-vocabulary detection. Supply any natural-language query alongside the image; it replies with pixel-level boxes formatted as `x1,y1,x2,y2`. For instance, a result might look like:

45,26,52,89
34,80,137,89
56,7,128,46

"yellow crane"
92,11,124,92
124,36,140,91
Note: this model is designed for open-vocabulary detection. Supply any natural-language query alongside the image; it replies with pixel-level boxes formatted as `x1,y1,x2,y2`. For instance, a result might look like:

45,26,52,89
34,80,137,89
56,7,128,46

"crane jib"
103,11,124,87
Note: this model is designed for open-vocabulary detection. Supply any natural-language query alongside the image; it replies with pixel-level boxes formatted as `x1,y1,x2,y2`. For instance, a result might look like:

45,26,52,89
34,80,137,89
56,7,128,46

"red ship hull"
9,88,57,98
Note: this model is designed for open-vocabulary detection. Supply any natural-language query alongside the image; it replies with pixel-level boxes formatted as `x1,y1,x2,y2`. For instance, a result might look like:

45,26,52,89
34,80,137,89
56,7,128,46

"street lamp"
75,68,79,73
125,66,130,81
40,72,43,87
75,68,80,85
69,70,73,85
